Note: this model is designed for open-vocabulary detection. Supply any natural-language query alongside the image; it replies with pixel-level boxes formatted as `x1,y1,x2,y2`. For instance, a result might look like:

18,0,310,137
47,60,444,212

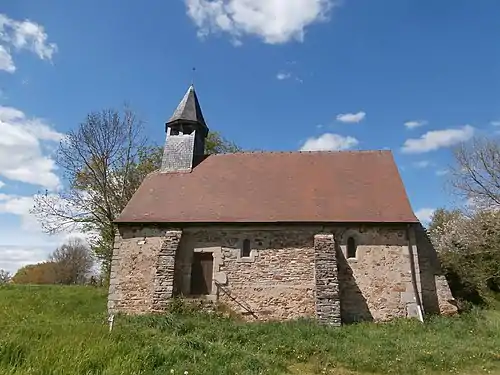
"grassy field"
1,285,500,375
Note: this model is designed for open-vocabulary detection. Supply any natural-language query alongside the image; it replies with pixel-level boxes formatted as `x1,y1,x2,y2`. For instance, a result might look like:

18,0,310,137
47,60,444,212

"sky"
0,0,499,273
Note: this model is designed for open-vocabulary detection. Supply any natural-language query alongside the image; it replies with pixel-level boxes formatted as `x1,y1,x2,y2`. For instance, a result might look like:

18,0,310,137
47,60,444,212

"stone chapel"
107,85,457,325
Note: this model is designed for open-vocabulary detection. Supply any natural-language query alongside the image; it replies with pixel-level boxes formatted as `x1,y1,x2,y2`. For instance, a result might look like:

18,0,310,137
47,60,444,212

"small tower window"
242,239,251,258
170,127,180,136
182,125,194,135
347,237,357,259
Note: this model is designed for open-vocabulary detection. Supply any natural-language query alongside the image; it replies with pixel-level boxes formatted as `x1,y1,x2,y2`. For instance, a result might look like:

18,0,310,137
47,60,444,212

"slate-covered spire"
161,85,209,173
166,85,208,131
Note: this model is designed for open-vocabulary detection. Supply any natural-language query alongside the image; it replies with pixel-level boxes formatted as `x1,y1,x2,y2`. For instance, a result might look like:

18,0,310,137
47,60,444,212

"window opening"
347,237,357,259
242,239,251,258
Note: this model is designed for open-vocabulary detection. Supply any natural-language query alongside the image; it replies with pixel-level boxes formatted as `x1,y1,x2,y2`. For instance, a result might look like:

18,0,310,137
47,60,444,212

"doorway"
190,252,213,296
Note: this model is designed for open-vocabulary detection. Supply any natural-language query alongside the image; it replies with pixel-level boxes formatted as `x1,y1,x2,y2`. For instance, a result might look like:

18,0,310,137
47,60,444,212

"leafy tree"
431,136,500,305
205,131,241,154
428,208,500,306
12,262,59,284
32,107,241,280
427,208,462,235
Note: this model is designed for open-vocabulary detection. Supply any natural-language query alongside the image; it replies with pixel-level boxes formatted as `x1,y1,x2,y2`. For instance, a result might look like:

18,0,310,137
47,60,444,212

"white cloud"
0,181,4,189
185,0,336,45
401,125,474,154
0,193,47,233
276,71,291,80
413,160,431,169
0,234,91,274
0,191,91,273
276,71,303,83
336,111,366,124
404,120,427,129
300,133,359,151
0,193,34,216
0,245,52,273
436,169,448,176
415,208,435,224
490,121,500,127
0,106,63,189
0,13,57,73
0,45,15,72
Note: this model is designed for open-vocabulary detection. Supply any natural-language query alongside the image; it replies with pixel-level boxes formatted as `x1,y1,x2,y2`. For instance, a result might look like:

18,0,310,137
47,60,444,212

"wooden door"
190,252,213,295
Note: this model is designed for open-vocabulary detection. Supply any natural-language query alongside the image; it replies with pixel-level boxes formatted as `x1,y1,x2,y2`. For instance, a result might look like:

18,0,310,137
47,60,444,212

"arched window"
347,237,357,259
242,239,251,258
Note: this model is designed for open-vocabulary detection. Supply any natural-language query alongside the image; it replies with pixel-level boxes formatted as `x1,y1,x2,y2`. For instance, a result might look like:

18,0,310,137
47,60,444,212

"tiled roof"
116,150,418,224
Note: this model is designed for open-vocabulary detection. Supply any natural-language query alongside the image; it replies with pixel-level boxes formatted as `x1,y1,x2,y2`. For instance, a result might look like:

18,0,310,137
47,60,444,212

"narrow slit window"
242,239,251,258
347,237,357,259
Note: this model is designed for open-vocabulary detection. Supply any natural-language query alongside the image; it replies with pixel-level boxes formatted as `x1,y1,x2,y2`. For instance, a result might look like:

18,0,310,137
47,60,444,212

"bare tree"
450,136,500,210
32,107,153,277
32,106,242,279
50,237,94,284
0,269,11,284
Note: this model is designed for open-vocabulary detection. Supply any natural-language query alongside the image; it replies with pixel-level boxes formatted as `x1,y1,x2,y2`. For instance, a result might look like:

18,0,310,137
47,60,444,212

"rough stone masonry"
108,84,457,324
314,234,341,326
108,224,457,323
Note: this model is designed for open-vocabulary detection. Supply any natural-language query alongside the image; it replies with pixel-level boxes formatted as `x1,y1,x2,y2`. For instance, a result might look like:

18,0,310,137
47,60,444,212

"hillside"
1,285,500,375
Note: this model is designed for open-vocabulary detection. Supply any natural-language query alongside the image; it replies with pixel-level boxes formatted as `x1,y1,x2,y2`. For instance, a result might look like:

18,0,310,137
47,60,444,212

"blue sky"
0,0,499,272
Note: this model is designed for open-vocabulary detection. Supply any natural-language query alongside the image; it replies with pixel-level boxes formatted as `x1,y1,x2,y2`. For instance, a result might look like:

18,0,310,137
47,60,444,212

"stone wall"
413,224,457,316
108,223,455,323
161,131,196,172
178,228,318,321
152,230,182,311
335,226,421,322
314,234,341,326
107,227,181,314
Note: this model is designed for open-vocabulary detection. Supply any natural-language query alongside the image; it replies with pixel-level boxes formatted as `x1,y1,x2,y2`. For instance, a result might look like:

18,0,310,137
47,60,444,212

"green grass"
1,285,500,375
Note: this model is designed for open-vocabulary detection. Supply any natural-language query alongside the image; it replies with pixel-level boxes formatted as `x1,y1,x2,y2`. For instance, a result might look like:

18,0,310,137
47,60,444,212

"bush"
11,262,61,284
428,208,500,306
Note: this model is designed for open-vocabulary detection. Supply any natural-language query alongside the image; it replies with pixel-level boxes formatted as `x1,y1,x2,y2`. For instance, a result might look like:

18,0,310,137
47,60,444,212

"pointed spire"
166,85,208,129
162,85,209,173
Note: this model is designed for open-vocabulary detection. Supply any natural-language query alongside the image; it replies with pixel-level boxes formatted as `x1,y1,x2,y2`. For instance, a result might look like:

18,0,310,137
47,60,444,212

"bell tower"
161,85,209,173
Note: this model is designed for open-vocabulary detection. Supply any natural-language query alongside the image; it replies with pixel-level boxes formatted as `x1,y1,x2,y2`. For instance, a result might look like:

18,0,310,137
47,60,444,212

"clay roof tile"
116,150,418,224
